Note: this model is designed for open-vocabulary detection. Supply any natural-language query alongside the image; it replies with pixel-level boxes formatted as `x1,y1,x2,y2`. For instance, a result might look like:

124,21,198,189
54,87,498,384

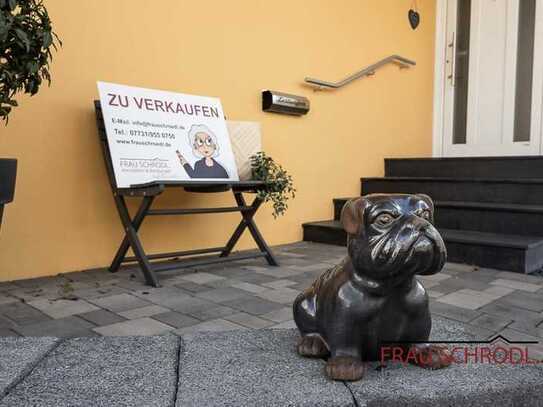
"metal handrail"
304,54,416,89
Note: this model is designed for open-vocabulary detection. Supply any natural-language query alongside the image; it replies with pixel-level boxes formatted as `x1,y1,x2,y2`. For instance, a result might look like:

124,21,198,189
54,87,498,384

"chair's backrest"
227,121,261,181
0,159,17,204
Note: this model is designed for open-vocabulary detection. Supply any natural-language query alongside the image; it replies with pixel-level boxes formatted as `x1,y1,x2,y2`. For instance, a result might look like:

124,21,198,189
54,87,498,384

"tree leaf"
42,31,52,48
14,28,30,51
0,0,61,124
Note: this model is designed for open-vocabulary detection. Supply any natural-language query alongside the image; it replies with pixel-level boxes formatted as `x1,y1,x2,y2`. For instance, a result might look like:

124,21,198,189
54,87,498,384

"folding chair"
94,101,278,287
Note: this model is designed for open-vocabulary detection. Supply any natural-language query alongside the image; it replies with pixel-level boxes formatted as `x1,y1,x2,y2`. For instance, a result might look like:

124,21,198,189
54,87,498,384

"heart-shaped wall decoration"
408,9,420,30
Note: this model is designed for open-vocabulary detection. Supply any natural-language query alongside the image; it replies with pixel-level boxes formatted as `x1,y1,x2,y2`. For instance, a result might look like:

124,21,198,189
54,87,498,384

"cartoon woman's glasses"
195,137,215,147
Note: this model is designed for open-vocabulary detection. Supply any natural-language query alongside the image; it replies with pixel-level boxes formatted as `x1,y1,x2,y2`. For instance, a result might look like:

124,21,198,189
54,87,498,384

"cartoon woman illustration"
176,124,229,179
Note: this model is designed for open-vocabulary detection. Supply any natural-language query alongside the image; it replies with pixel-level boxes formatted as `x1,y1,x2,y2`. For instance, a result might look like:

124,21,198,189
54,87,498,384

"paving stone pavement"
0,336,179,406
2,318,542,406
0,241,542,353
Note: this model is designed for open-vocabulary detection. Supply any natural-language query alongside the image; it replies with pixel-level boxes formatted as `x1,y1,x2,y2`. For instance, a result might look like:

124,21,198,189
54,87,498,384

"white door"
438,0,543,157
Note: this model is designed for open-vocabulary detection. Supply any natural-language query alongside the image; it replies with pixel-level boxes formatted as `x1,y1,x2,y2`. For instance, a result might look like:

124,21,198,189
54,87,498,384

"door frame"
432,0,448,157
432,0,543,157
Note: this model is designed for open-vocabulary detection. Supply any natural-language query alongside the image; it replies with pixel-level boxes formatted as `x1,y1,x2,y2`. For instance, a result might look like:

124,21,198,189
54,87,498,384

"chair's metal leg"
112,195,160,287
246,210,279,266
220,219,248,258
110,196,154,272
124,224,160,287
220,191,279,266
239,195,279,266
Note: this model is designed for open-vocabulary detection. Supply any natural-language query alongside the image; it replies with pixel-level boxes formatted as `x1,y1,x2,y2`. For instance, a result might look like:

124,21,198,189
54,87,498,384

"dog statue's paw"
297,336,329,358
409,344,453,369
325,356,365,381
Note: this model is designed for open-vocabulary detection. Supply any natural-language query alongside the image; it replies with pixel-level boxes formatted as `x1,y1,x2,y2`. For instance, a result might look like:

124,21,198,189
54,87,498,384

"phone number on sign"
129,129,175,139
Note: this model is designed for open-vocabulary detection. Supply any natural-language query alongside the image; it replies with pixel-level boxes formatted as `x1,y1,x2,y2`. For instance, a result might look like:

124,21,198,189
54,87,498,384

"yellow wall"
0,0,436,281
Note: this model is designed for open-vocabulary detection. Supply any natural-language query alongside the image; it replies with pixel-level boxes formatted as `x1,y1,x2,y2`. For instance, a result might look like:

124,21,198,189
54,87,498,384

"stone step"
385,156,543,179
361,177,543,205
302,220,543,273
333,197,543,237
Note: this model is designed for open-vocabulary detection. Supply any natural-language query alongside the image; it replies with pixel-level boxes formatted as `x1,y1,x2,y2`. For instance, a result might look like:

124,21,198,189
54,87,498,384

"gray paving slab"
0,328,18,336
0,337,60,397
432,276,491,291
0,282,20,292
151,311,200,329
447,271,497,284
443,262,479,273
260,307,294,323
479,302,543,324
270,320,297,329
92,317,174,336
0,316,16,331
436,290,495,310
425,282,463,295
200,278,245,289
495,290,543,312
346,316,543,407
194,287,251,303
496,271,543,285
0,301,51,326
167,296,218,314
71,285,129,300
12,316,96,337
174,318,246,338
0,294,19,306
188,305,237,321
232,272,278,285
176,329,354,407
78,309,127,326
491,279,541,293
224,312,276,329
222,297,285,315
0,336,180,407
131,286,193,303
507,319,543,338
231,281,269,294
8,286,63,302
26,298,100,319
255,287,300,305
181,272,226,285
460,323,497,340
87,293,151,312
12,276,64,289
429,300,481,323
173,281,213,293
261,279,298,289
117,305,170,320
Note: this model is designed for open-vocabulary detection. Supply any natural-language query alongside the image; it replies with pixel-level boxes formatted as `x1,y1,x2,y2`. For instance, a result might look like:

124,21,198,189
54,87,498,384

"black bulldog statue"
293,194,450,381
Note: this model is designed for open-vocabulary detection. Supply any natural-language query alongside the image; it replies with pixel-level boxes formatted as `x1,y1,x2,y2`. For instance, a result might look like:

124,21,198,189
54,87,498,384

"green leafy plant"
250,151,296,218
0,0,61,123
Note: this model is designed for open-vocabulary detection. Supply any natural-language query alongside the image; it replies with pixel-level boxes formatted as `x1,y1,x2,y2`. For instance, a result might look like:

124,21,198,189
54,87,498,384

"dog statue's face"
341,194,446,285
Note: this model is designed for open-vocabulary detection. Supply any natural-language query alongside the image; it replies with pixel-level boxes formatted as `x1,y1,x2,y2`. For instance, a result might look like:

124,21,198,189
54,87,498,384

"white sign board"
97,82,239,188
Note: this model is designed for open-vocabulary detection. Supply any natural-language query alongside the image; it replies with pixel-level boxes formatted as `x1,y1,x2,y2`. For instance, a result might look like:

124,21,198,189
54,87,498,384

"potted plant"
0,0,60,229
250,152,296,218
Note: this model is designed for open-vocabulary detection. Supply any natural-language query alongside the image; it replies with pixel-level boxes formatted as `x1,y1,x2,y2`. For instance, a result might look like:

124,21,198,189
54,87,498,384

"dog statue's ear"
416,193,434,213
341,197,367,235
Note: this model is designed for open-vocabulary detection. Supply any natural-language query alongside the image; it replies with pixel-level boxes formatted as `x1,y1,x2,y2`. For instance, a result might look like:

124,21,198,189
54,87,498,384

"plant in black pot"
0,0,61,230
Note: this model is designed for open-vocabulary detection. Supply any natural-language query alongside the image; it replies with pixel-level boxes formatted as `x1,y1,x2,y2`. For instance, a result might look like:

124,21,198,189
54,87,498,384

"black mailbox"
262,90,310,116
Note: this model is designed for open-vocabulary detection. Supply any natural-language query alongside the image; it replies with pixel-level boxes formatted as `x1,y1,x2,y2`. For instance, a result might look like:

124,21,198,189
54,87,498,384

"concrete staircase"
303,156,543,274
